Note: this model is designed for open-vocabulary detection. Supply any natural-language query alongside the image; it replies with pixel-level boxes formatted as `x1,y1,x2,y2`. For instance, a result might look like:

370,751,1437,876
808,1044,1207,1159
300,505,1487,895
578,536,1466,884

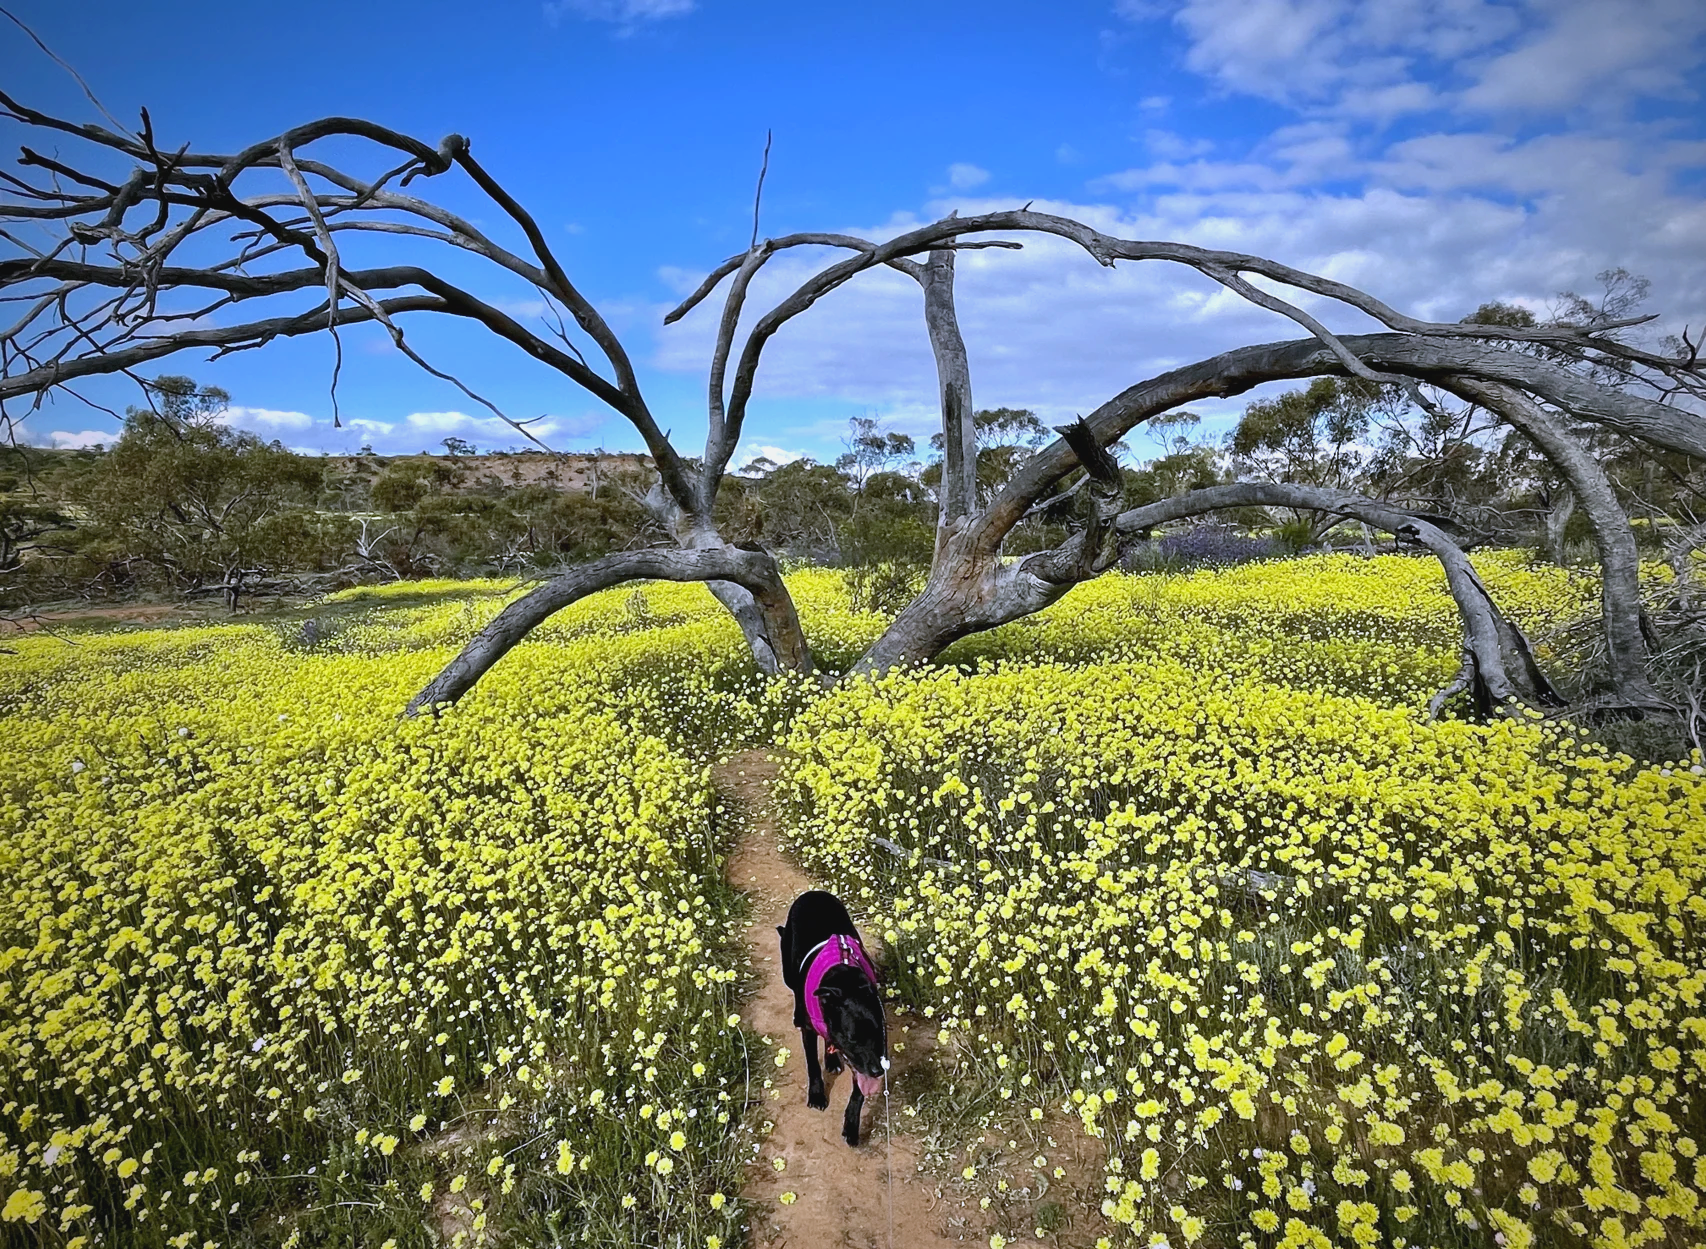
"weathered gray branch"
1104,483,1562,714
1446,377,1663,711
1022,419,1125,584
977,332,1706,549
658,230,1019,505
719,210,1701,479
405,545,807,715
0,295,448,401
922,246,978,528
852,481,1562,717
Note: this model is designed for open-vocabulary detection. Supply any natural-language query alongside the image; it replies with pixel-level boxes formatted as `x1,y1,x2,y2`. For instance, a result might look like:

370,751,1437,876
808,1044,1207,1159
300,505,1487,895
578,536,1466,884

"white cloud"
543,0,693,27
35,429,111,450
219,405,315,432
405,410,487,434
345,418,397,436
1098,121,1359,194
733,443,808,471
393,409,606,450
1136,0,1705,122
493,297,552,319
947,163,992,191
1094,159,1286,193
1463,0,1706,113
1143,129,1216,160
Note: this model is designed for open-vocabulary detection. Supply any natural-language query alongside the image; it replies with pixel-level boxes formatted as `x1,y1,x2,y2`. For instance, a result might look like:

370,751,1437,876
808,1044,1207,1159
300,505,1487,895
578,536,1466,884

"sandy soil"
715,748,985,1249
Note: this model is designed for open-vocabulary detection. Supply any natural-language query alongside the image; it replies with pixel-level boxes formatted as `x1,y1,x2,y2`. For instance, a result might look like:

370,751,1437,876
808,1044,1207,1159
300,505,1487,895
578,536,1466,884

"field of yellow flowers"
0,580,803,1249
782,559,1705,1249
2,552,1699,1249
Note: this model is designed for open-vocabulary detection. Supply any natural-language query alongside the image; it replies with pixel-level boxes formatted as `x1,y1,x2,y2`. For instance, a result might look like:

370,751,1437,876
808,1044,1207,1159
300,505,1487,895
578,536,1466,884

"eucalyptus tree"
3,90,1702,719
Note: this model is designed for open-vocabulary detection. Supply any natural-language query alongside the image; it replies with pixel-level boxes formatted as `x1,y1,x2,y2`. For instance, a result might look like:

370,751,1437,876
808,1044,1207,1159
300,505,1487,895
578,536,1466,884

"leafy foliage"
73,377,327,597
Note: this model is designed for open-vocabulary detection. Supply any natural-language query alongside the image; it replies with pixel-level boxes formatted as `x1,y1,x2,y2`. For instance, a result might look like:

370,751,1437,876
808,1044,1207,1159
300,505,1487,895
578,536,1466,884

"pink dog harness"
802,933,879,1039
802,933,885,1095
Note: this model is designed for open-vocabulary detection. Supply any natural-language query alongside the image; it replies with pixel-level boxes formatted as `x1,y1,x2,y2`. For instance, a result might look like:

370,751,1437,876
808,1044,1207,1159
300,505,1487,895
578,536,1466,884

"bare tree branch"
750,129,771,251
1445,376,1664,711
976,332,1706,551
921,245,978,529
406,544,806,714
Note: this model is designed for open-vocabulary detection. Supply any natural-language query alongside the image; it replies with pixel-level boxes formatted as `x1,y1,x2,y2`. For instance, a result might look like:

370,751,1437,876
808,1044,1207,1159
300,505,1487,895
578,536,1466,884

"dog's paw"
824,1050,842,1074
807,1083,828,1111
842,1123,860,1147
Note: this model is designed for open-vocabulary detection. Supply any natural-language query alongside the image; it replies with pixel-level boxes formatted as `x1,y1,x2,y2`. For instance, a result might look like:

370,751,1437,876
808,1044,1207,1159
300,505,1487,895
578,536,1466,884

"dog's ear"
816,985,844,1005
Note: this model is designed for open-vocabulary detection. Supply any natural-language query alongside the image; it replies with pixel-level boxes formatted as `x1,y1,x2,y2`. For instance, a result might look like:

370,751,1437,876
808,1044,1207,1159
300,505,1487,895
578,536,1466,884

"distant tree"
738,459,852,560
836,417,916,491
1146,410,1202,456
0,445,78,607
1231,378,1378,489
370,455,465,512
1230,378,1386,547
924,407,1050,506
0,488,74,611
1122,443,1225,509
442,436,477,456
76,377,325,607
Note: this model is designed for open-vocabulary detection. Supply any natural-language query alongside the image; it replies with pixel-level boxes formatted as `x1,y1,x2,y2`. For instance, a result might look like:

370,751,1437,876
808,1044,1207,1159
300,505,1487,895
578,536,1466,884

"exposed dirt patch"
716,747,987,1249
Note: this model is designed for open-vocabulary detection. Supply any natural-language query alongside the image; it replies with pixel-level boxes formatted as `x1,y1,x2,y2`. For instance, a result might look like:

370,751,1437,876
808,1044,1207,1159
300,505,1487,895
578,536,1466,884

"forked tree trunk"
851,526,1062,674
644,485,814,679
685,531,811,677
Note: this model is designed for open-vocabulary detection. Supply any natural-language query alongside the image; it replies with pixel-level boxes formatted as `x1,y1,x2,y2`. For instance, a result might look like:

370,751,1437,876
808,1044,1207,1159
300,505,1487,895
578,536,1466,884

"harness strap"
797,937,833,980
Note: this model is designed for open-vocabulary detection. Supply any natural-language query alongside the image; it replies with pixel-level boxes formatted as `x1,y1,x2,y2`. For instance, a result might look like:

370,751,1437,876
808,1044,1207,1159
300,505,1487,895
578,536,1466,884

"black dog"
776,890,888,1146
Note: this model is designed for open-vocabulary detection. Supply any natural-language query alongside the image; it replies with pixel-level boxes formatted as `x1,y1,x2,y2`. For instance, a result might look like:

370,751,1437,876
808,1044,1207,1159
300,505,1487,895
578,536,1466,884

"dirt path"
4,604,184,633
714,748,975,1249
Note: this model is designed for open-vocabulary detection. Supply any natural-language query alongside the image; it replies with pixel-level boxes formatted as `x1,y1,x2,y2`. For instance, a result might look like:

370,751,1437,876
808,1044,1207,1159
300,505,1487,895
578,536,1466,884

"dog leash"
882,1054,893,1249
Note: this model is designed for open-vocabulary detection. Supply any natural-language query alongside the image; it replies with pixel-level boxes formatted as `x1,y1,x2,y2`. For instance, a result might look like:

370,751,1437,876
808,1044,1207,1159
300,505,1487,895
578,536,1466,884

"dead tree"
4,95,1702,719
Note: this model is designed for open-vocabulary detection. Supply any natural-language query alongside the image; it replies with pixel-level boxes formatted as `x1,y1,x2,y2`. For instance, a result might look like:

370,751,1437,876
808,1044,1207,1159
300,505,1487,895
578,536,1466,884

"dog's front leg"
841,1082,865,1146
801,1028,828,1110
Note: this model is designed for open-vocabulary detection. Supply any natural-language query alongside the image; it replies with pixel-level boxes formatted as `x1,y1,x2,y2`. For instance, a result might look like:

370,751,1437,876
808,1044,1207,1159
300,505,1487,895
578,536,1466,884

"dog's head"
815,964,887,1093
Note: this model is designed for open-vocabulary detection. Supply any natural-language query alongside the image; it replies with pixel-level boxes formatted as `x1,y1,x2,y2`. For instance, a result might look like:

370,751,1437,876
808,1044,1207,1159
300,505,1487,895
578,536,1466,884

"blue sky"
7,0,1705,465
